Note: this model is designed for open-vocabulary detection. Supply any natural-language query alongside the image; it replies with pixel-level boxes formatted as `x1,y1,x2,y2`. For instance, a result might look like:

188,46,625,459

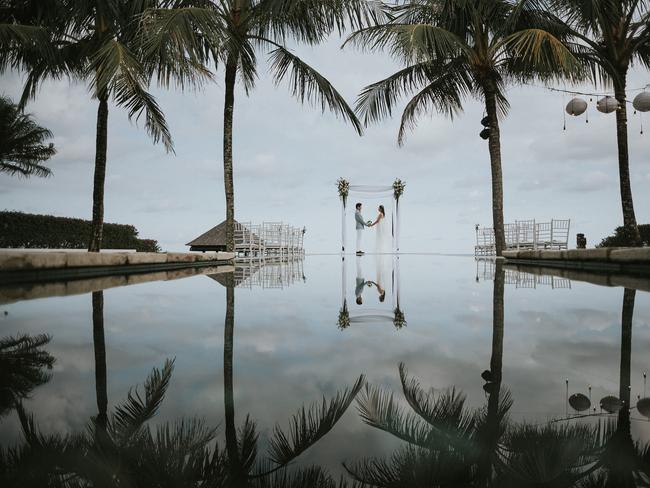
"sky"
1,35,649,253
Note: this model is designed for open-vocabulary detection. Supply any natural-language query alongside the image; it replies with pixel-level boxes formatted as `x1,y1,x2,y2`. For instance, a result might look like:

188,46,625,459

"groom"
355,202,368,255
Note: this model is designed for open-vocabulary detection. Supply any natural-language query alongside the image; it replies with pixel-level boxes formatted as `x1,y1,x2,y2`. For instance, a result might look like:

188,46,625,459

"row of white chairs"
234,221,305,259
475,219,570,256
476,259,572,289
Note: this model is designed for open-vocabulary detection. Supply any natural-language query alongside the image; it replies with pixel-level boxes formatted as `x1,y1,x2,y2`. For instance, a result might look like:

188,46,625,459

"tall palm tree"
554,0,650,247
347,0,581,256
5,0,214,252
192,0,378,251
0,95,55,177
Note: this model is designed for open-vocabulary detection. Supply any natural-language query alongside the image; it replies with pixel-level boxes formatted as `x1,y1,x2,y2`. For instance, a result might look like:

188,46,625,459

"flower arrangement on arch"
393,307,406,329
337,178,350,206
338,300,350,330
393,179,405,201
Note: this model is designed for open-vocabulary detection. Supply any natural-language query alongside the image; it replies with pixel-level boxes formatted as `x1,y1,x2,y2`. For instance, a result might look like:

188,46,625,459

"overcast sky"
1,35,649,253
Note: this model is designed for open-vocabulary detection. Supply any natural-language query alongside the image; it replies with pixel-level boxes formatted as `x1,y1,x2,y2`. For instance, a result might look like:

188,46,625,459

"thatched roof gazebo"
186,220,232,252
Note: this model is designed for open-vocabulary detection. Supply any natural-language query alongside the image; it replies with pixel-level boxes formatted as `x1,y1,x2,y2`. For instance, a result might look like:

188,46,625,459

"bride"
370,205,391,254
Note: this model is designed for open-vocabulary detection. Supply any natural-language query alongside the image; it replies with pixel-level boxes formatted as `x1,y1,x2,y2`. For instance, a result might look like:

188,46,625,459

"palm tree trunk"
88,93,109,252
92,291,108,431
619,288,635,407
614,76,642,246
483,83,506,256
223,58,237,253
478,259,505,484
223,283,240,479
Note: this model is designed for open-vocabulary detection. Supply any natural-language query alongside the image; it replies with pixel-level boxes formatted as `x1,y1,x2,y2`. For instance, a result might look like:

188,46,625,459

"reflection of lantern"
569,393,591,412
600,395,622,413
566,97,587,116
597,96,619,113
637,398,650,418
633,91,650,113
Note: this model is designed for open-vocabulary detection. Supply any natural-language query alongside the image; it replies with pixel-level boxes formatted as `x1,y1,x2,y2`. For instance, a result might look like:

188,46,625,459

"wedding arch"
337,178,405,253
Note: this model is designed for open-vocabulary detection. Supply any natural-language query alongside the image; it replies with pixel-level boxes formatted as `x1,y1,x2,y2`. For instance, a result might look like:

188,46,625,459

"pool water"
2,254,650,485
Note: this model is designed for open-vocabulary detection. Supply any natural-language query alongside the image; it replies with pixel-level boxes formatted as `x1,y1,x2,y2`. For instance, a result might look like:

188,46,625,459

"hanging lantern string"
525,83,650,103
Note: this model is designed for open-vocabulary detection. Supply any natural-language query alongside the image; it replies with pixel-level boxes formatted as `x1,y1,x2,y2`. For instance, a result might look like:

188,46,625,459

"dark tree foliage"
0,211,161,251
0,334,54,416
597,224,650,248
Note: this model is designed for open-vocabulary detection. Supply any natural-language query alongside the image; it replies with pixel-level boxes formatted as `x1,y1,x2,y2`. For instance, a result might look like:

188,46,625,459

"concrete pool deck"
0,250,235,285
503,247,650,277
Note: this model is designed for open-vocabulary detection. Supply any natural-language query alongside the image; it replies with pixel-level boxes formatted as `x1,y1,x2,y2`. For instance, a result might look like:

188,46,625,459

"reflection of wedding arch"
337,178,405,253
337,256,406,329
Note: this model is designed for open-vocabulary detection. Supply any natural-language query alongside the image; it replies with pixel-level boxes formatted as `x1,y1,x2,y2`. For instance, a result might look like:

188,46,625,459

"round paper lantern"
600,395,622,413
480,128,490,140
569,393,591,412
566,97,587,116
637,398,650,418
597,96,619,114
633,91,650,113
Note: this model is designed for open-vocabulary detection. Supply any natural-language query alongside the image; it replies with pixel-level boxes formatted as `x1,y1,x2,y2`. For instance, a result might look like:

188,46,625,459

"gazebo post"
394,195,400,252
341,197,347,253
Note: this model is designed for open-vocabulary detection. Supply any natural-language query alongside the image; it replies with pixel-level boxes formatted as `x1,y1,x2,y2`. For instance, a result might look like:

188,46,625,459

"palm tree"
5,1,213,252
553,1,650,247
347,0,581,256
0,95,55,177
190,0,378,251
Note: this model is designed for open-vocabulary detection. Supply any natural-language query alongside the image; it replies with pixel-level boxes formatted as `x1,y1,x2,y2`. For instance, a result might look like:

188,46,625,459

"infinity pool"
2,254,650,485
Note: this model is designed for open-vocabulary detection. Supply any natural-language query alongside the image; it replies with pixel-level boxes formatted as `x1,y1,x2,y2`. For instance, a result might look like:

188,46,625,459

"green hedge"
596,224,650,248
0,211,161,252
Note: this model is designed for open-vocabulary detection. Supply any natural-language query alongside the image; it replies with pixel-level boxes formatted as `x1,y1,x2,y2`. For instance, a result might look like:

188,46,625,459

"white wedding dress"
374,214,391,254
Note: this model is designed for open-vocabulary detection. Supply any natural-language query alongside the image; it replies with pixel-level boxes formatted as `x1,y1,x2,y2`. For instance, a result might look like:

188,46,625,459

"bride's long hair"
378,205,385,216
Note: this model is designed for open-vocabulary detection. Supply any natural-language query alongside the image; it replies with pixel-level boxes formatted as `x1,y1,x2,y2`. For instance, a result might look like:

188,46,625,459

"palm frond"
238,414,259,475
0,98,55,177
344,22,469,63
91,39,174,152
398,363,476,446
355,61,438,126
396,61,472,145
111,358,175,446
267,375,365,466
268,45,363,135
355,382,434,448
0,23,55,70
139,6,223,89
499,28,583,82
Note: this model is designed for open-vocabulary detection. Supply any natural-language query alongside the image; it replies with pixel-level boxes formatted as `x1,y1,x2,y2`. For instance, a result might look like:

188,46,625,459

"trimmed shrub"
0,211,161,252
596,224,650,248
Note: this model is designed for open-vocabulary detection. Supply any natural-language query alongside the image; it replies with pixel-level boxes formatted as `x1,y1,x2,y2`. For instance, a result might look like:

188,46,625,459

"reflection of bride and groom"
354,202,390,255
355,255,386,305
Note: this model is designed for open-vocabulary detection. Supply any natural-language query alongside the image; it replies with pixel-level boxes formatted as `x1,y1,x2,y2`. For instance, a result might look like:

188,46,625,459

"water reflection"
2,256,650,486
346,262,650,487
476,258,572,289
339,255,405,329
211,258,305,290
0,333,54,417
1,272,365,487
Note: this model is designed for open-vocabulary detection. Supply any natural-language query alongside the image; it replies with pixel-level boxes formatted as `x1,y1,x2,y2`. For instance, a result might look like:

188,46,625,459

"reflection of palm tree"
0,333,54,416
222,282,365,486
347,262,596,487
92,291,107,431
